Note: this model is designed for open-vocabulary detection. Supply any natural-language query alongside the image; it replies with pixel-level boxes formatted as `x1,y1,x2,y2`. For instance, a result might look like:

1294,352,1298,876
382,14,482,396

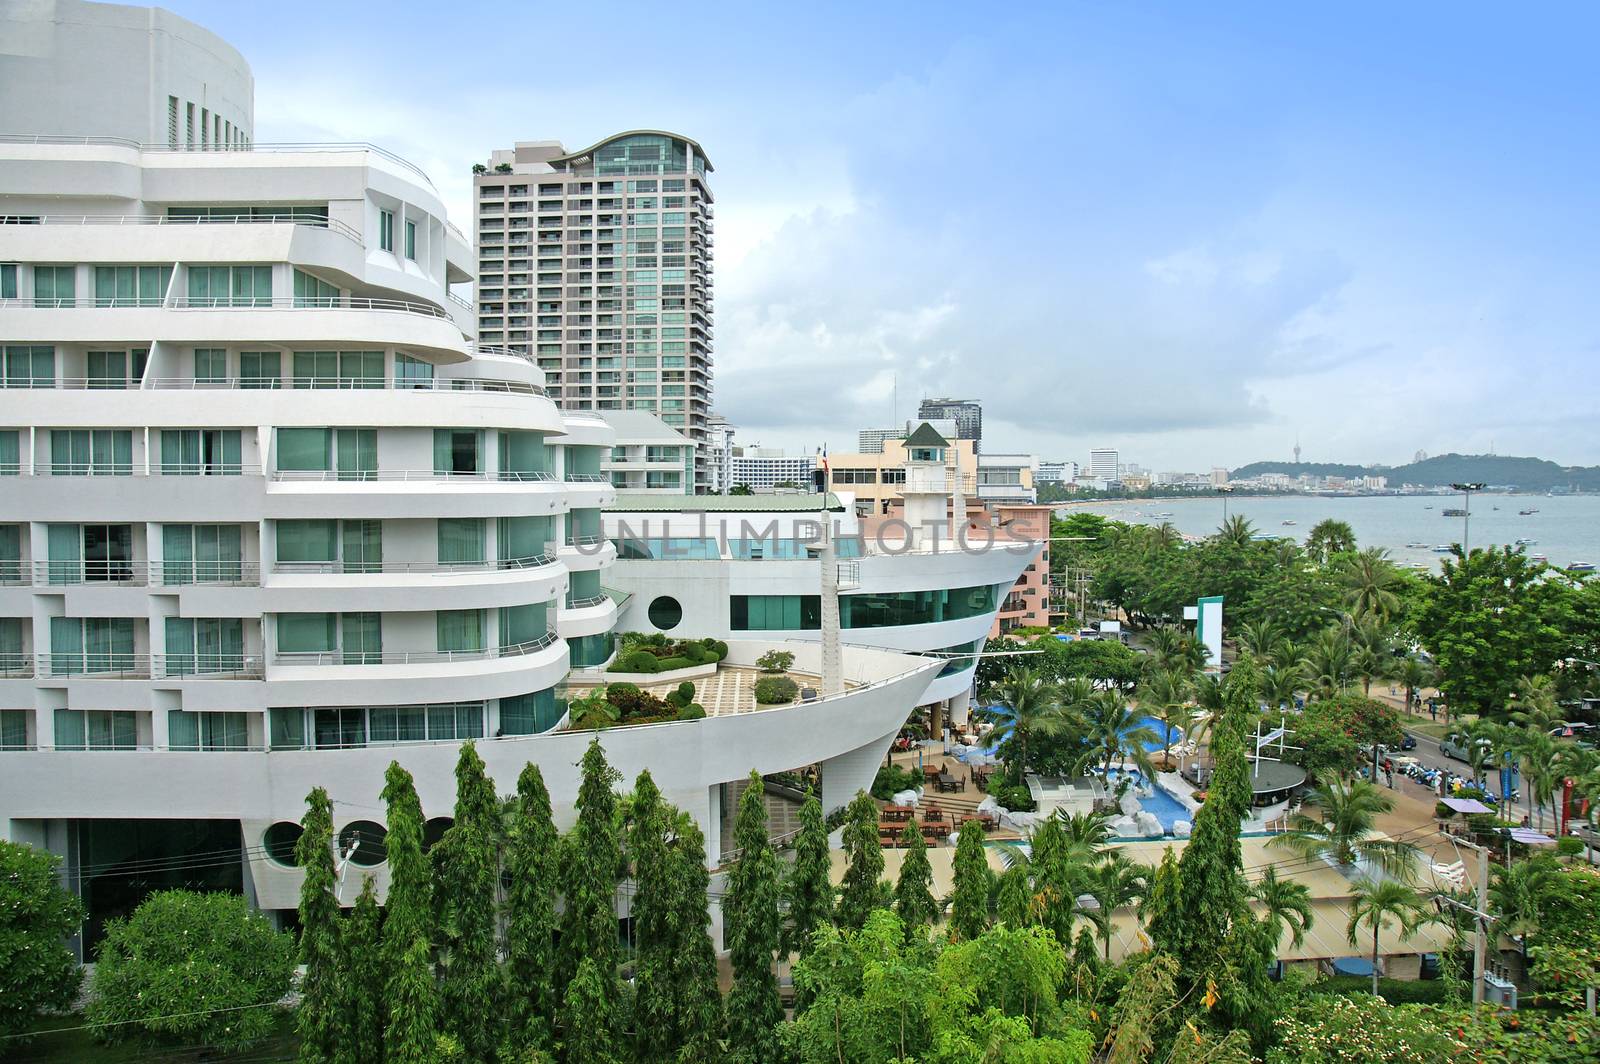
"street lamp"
1449,482,1486,557
1216,485,1235,524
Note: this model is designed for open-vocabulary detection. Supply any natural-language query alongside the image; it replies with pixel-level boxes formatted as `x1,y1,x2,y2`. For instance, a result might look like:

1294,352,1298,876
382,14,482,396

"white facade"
728,447,816,492
1089,447,1119,482
1,0,254,148
976,452,1037,504
703,411,734,494
600,409,693,495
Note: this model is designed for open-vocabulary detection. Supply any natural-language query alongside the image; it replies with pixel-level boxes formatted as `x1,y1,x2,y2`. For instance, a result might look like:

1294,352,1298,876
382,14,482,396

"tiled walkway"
635,666,853,717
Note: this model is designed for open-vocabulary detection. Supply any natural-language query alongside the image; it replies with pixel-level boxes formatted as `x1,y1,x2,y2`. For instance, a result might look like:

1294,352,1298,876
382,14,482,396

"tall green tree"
339,877,385,1064
557,957,618,1064
504,762,559,1055
1079,852,1149,961
780,788,832,958
1306,518,1357,563
433,742,502,1061
664,812,724,1063
0,841,84,1043
948,819,993,941
1345,876,1426,997
629,770,680,1064
834,789,887,931
977,666,1066,773
1252,866,1313,950
1414,545,1576,717
892,818,938,936
380,761,434,1051
723,771,782,1064
295,786,343,1064
1270,771,1418,876
558,739,621,990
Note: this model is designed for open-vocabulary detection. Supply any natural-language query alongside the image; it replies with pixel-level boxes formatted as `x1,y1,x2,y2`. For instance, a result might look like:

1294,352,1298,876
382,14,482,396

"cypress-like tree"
892,819,937,935
628,770,677,1064
723,771,782,1064
433,742,502,1061
1027,814,1077,946
780,788,832,959
996,863,1034,929
504,762,559,1054
557,739,622,990
833,789,886,931
1140,846,1184,955
666,812,724,1063
558,957,619,1064
948,821,993,941
295,786,342,1064
338,877,384,1064
387,937,438,1064
380,762,433,1049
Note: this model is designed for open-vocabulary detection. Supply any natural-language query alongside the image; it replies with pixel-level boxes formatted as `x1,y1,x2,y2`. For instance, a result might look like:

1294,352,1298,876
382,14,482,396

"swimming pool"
1103,769,1191,833
965,709,1183,756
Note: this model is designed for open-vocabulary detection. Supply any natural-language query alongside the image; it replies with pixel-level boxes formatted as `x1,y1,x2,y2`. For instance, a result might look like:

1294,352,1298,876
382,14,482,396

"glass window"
342,520,382,573
379,209,394,252
438,518,485,565
163,617,244,675
33,266,75,307
0,617,24,671
160,429,241,475
276,428,331,472
405,219,417,260
163,524,243,584
499,602,548,648
94,265,169,307
2,346,54,388
86,350,129,389
498,430,551,479
50,430,131,476
292,350,338,388
436,609,484,654
194,348,227,383
49,617,135,675
338,350,383,388
314,708,365,749
433,429,481,475
240,350,281,388
498,515,552,564
0,431,17,475
0,524,20,583
336,428,377,480
277,612,336,655
169,711,247,751
395,353,434,388
0,709,27,750
499,689,559,735
1,263,15,299
341,612,382,664
292,268,339,308
54,709,136,750
276,520,337,564
269,708,307,750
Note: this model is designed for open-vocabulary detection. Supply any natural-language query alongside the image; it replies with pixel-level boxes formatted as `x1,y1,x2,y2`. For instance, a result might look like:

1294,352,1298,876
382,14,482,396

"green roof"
608,492,846,512
904,422,950,448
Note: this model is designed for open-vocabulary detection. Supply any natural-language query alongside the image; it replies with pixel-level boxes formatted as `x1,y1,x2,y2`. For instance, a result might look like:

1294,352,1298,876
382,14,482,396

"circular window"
263,822,304,867
647,595,683,631
338,821,388,867
423,816,454,852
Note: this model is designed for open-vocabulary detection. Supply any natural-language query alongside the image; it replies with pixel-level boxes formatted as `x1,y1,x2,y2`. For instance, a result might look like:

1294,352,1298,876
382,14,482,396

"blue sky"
174,0,1600,470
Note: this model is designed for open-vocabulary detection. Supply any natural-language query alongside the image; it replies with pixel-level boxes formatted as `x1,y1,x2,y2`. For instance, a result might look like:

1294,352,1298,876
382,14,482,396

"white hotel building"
0,0,1036,951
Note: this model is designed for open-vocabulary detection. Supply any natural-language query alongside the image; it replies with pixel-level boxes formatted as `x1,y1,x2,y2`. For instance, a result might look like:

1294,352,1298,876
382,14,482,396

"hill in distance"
1230,453,1600,492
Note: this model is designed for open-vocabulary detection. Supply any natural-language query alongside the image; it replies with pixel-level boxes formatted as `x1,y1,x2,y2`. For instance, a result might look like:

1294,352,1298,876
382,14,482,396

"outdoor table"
882,805,913,822
923,806,945,822
937,771,966,793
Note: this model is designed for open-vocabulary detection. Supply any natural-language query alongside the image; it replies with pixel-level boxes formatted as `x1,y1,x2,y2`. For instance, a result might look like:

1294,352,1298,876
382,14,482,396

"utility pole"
1433,834,1492,1010
1450,481,1485,557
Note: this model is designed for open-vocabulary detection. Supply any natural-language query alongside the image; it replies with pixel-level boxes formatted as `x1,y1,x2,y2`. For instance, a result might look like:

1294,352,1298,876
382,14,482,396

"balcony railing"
564,594,610,609
272,552,557,575
270,469,564,483
153,655,265,679
5,212,362,243
5,295,452,319
564,472,609,483
35,654,151,679
274,630,560,667
146,376,545,396
29,561,147,586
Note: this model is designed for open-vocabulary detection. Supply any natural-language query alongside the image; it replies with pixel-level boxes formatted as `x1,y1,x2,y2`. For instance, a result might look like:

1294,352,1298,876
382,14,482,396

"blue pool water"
1104,769,1192,832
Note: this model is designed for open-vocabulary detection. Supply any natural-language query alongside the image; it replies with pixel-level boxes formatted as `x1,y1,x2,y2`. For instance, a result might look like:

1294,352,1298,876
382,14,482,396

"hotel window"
168,96,179,147
433,429,482,475
499,690,560,735
240,350,281,388
185,102,194,147
163,617,245,676
200,108,209,149
54,709,137,750
49,617,136,675
395,353,434,388
50,430,131,476
276,612,336,657
194,347,227,383
33,266,74,307
437,609,485,654
187,265,270,307
379,209,395,252
437,518,485,565
86,350,134,389
0,709,25,750
167,710,247,751
1,263,14,298
0,431,19,476
46,523,133,584
162,524,244,584
270,428,374,479
405,219,417,260
275,519,380,573
0,525,18,582
292,268,339,307
499,602,548,648
159,429,242,475
94,265,170,306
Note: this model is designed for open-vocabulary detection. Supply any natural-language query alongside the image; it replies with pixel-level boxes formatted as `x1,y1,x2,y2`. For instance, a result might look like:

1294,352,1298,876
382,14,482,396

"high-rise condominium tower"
474,135,714,490
916,397,981,448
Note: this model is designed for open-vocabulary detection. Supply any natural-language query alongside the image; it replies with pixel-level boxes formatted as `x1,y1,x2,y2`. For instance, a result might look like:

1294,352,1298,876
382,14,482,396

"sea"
1058,493,1600,572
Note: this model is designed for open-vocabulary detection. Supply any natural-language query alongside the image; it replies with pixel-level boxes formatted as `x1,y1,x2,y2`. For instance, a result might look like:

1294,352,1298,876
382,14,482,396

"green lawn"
9,1012,297,1062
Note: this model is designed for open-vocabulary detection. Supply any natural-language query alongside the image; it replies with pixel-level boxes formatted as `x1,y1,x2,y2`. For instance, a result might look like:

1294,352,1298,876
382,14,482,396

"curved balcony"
263,470,569,522
557,591,621,639
263,555,565,612
262,631,570,707
558,537,616,571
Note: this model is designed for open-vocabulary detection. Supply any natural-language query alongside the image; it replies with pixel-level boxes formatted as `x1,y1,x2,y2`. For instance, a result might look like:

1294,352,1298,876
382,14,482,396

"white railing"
151,562,262,585
34,654,151,679
274,631,560,667
447,291,474,310
146,376,544,396
29,561,146,586
0,136,436,188
270,469,563,483
565,594,610,609
5,213,362,243
5,295,451,319
151,655,265,679
564,471,609,483
272,552,557,575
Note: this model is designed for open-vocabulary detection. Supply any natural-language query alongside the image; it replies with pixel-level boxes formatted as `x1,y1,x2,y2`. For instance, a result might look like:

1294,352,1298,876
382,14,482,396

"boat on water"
1571,562,1597,573
1515,537,1537,546
1442,508,1468,517
1519,508,1539,515
1424,506,1433,510
1432,545,1454,553
1532,554,1548,563
1405,541,1431,549
1281,520,1297,526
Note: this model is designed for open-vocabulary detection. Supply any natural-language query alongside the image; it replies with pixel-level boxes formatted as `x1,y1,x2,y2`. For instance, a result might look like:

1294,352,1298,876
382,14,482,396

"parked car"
1440,732,1494,762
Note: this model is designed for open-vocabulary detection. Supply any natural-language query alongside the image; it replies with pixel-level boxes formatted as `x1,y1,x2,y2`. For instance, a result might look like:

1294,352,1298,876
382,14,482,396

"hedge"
1316,975,1465,1005
754,675,799,705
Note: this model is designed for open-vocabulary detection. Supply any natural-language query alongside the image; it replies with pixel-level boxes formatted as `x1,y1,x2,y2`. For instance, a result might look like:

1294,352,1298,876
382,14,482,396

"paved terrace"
571,665,857,718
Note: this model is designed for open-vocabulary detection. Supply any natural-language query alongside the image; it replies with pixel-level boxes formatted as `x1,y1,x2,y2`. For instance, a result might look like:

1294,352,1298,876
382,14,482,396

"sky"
172,0,1600,471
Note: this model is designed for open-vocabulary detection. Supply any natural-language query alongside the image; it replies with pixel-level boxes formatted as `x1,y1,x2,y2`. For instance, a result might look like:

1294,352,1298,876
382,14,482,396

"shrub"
1556,836,1584,857
607,682,641,697
990,782,1035,812
654,656,695,671
706,639,729,659
871,764,920,800
606,686,670,721
1315,974,1463,1005
754,675,800,705
0,841,84,1040
88,890,294,1051
757,649,797,673
665,681,696,709
676,704,707,721
608,650,663,674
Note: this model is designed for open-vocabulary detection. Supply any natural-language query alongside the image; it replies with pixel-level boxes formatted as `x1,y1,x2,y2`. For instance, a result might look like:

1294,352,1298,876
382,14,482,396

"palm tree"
1269,771,1419,877
1299,627,1355,698
1462,719,1504,790
1509,675,1566,732
1253,866,1314,949
567,691,619,730
1260,665,1303,713
1306,519,1357,564
1051,809,1114,859
1077,852,1149,962
1395,656,1436,715
1151,521,1181,549
1217,514,1257,547
1138,668,1193,768
1514,729,1561,830
978,667,1067,775
1077,689,1160,778
1490,853,1559,964
1341,547,1403,622
1346,876,1425,996
1237,617,1288,665
1349,616,1396,697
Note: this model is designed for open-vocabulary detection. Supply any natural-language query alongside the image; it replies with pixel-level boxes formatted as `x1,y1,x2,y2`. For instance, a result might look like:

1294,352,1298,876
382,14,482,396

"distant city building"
1210,467,1230,486
602,411,695,494
858,418,957,455
1362,475,1389,490
1089,448,1119,482
828,430,978,517
703,412,735,494
1037,460,1078,485
976,453,1038,504
474,131,714,489
1121,474,1152,491
728,447,816,492
916,397,982,446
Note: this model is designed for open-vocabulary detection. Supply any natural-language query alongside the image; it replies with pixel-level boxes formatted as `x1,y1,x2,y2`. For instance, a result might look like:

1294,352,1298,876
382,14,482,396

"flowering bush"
1266,994,1464,1062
